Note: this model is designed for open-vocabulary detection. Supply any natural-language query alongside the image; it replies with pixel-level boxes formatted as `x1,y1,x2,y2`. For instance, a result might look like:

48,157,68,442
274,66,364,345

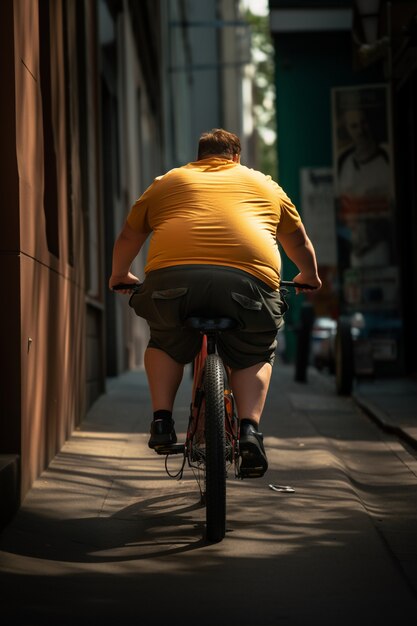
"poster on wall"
332,84,400,364
300,168,338,317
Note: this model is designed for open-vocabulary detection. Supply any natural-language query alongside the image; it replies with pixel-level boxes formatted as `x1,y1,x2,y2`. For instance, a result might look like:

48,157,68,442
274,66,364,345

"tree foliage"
244,9,278,178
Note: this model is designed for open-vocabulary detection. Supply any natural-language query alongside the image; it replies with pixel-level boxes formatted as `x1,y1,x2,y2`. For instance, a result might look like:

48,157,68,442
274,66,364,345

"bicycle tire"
204,353,226,543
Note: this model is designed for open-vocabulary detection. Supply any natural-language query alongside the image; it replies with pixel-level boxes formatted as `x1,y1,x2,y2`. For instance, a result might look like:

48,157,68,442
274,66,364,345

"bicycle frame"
186,335,208,472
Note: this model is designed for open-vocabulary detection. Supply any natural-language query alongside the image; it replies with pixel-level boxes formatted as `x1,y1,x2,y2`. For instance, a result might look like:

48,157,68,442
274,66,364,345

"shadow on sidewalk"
3,489,208,563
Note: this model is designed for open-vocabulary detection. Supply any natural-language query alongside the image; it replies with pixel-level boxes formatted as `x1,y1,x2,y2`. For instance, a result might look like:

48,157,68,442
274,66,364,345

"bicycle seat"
184,317,237,331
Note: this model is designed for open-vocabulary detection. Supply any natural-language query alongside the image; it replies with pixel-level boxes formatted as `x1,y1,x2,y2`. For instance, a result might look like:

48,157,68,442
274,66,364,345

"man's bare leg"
229,362,272,425
144,347,184,411
229,362,271,476
145,348,271,421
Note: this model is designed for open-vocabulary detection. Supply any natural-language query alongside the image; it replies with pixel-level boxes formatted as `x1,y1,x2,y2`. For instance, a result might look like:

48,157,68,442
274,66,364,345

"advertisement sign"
332,84,400,364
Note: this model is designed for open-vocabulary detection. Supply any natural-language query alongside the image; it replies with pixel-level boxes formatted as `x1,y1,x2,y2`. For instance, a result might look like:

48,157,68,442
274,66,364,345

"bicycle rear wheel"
204,353,226,543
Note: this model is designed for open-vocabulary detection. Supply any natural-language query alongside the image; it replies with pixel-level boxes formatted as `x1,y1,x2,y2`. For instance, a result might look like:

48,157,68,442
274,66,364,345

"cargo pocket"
231,292,263,311
150,287,189,327
152,288,188,300
255,285,288,332
230,291,265,331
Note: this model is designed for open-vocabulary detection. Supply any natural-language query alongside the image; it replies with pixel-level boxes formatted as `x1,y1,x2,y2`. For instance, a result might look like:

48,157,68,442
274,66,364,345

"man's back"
127,157,301,289
109,127,321,471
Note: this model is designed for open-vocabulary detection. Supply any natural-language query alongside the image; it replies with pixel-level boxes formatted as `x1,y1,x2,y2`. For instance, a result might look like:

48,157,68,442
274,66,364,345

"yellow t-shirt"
127,158,301,289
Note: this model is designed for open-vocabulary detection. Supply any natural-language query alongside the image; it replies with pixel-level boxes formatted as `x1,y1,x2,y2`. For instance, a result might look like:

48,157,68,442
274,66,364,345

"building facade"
269,0,417,377
0,0,253,527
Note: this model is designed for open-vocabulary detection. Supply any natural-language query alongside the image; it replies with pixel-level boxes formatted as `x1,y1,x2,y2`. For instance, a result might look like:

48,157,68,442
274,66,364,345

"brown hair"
197,128,241,160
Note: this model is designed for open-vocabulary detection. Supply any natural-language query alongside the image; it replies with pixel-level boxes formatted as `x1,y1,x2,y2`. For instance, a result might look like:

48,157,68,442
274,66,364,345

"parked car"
311,317,337,372
311,313,364,378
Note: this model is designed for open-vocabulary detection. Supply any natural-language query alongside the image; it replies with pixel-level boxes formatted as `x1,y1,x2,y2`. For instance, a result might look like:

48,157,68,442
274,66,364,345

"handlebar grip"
112,283,141,291
280,281,317,290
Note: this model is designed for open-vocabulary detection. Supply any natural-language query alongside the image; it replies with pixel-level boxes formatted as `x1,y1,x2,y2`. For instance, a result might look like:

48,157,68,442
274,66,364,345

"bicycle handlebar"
280,280,317,290
112,282,141,292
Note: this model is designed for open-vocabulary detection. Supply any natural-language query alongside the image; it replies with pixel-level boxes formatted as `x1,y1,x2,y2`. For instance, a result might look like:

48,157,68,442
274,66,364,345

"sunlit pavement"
1,363,417,625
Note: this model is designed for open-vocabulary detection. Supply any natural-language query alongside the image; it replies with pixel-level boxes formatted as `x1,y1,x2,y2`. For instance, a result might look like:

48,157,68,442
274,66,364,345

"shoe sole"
239,439,268,478
148,433,177,449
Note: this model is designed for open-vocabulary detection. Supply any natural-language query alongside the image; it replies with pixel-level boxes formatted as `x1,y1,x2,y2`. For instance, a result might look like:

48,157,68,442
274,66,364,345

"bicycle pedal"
238,466,266,479
155,443,185,456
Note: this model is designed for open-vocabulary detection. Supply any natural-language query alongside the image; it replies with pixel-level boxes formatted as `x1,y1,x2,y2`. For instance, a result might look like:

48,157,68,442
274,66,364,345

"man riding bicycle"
109,129,321,477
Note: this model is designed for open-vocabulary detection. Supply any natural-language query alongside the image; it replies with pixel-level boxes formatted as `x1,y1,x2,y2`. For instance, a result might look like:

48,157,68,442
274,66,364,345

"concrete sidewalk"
1,363,417,625
353,376,417,450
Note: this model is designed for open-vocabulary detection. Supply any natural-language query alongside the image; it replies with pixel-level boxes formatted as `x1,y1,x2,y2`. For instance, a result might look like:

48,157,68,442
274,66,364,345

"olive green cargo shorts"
129,265,287,369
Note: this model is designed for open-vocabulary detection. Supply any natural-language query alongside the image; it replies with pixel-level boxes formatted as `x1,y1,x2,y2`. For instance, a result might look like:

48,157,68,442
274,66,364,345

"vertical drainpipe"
216,0,224,128
166,0,176,169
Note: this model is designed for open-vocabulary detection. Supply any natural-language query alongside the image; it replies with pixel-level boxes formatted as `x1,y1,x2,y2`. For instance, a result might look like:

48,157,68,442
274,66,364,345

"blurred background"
1,0,416,520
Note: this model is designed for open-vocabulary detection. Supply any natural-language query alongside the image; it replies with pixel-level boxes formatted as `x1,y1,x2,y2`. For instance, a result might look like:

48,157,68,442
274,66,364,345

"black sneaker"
148,419,177,449
239,423,268,478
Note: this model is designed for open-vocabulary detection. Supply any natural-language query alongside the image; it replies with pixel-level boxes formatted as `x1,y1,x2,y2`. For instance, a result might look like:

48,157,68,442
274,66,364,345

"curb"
353,392,417,451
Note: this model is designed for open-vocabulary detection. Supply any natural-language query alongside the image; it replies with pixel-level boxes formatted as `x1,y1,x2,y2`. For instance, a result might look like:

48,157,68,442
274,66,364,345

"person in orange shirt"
109,129,321,476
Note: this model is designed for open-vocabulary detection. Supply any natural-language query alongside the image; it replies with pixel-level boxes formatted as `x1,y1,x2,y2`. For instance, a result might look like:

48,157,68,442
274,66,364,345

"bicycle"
113,279,314,543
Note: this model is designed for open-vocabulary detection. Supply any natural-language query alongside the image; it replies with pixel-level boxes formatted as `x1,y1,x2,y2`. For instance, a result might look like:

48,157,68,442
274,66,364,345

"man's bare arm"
109,221,149,290
277,224,322,291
